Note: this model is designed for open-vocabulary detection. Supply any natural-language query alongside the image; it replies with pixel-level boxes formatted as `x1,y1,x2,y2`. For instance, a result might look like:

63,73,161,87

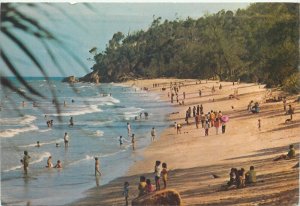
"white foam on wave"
121,106,144,120
0,125,39,138
3,151,51,172
68,155,94,166
19,139,64,148
39,128,51,133
85,95,120,104
0,115,36,125
48,105,102,117
89,120,113,126
95,130,104,137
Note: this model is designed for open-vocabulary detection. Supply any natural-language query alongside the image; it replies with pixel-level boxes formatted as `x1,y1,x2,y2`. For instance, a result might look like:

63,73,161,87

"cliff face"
79,71,100,84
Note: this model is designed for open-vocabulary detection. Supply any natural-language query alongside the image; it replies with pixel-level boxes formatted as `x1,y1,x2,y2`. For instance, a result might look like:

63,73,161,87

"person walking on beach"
151,127,156,141
204,121,209,136
95,157,102,176
222,120,226,134
127,122,131,136
69,117,74,127
258,119,261,130
185,111,189,125
21,151,30,174
154,161,162,191
123,182,129,206
193,106,196,117
161,163,168,189
183,92,186,99
195,113,200,129
199,89,202,97
131,134,135,150
64,132,69,147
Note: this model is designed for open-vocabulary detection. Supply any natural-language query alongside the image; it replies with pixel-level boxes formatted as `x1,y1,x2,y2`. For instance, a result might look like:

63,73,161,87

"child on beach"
161,163,168,189
54,160,62,168
123,182,129,206
138,176,147,196
95,157,102,176
221,121,226,134
154,160,162,191
46,156,53,168
146,179,154,193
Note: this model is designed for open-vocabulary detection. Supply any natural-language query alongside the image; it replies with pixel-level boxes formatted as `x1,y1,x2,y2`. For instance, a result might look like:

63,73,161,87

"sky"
0,2,250,77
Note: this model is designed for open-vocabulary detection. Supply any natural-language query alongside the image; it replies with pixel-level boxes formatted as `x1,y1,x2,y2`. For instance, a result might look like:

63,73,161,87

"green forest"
89,3,299,93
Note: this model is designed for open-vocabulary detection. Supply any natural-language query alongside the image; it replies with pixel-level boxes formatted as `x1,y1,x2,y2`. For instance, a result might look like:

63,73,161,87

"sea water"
0,78,172,206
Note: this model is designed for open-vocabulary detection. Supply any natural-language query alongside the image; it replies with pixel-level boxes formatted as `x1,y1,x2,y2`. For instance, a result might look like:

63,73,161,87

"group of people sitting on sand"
227,166,256,189
122,161,169,205
247,100,260,113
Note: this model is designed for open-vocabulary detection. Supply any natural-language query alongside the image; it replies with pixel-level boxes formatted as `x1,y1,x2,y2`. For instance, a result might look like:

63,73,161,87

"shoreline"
71,78,299,206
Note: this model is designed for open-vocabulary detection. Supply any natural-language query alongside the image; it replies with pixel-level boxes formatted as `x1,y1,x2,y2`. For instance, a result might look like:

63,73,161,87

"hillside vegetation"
88,3,299,93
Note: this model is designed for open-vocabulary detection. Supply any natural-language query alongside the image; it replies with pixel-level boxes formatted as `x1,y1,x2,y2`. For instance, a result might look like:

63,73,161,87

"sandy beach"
71,79,299,206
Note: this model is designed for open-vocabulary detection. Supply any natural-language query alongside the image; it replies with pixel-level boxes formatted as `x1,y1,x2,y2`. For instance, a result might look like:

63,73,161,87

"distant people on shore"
64,132,69,147
131,134,135,150
119,136,123,147
151,127,156,141
227,166,254,189
127,122,131,135
258,119,261,130
69,117,74,127
21,151,30,174
204,120,209,136
95,157,101,176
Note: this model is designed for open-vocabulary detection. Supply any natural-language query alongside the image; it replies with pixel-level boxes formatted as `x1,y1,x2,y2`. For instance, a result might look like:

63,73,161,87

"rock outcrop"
132,189,182,206
79,71,100,84
62,76,78,83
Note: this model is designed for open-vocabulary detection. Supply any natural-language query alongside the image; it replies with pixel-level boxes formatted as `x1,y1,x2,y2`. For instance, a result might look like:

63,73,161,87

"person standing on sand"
95,157,102,176
188,107,192,118
21,151,31,174
204,121,209,136
185,111,189,125
131,134,135,150
197,105,200,115
151,127,156,141
195,113,200,129
174,122,177,130
283,98,287,111
177,123,181,134
154,161,162,191
183,92,186,99
258,119,261,130
193,106,196,117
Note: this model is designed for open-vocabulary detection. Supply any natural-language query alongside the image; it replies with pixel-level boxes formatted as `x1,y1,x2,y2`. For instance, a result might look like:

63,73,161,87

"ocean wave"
0,125,39,138
68,155,94,166
95,130,104,137
0,115,36,125
88,120,114,126
19,139,64,148
84,95,120,104
47,105,102,117
3,151,51,172
121,106,144,120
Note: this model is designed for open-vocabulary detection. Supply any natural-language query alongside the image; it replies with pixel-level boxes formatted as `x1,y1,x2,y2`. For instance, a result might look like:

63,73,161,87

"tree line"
89,3,299,93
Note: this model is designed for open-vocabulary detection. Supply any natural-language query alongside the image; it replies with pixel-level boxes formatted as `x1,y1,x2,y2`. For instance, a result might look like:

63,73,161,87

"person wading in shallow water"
21,151,31,174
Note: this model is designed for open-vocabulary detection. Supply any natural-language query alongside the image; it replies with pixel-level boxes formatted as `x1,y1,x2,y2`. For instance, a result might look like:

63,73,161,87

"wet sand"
71,79,299,206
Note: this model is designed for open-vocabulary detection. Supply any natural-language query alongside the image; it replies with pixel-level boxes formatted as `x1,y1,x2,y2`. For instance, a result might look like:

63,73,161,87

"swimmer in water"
54,160,62,168
119,136,123,147
35,141,40,147
46,156,53,168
